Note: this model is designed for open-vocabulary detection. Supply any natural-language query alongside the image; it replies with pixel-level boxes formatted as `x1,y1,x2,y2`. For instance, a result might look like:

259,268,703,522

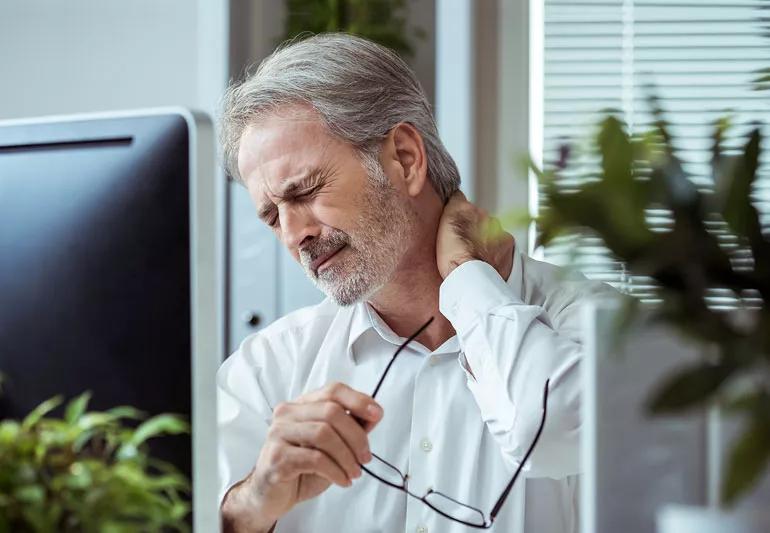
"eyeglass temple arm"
489,379,550,522
370,316,434,399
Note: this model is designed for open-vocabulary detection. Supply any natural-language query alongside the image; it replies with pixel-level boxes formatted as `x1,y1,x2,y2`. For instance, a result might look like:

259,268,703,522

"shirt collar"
346,302,460,365
345,246,523,365
347,302,374,353
507,243,525,300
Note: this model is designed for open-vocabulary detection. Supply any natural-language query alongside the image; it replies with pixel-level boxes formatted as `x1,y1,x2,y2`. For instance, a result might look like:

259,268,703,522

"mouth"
310,244,347,274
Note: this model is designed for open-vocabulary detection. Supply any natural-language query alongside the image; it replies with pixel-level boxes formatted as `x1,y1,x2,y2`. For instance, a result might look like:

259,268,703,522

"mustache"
299,231,350,268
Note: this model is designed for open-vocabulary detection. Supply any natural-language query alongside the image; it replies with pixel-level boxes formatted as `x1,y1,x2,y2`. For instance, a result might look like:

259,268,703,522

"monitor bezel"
0,107,225,532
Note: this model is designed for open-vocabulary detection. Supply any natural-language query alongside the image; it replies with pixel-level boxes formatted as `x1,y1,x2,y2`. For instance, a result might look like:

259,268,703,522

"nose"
279,204,320,252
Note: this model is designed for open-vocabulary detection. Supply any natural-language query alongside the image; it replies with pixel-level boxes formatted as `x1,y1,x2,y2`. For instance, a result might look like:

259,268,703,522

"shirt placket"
403,350,454,533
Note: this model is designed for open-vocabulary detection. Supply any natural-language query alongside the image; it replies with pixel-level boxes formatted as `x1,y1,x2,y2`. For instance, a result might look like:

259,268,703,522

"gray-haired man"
218,33,609,533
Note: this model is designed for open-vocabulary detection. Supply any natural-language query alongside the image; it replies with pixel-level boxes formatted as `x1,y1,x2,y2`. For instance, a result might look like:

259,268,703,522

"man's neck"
366,250,456,352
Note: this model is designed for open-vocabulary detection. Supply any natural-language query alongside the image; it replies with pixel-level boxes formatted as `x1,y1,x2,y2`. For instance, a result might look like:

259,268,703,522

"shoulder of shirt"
220,298,341,389
228,296,343,362
259,297,341,338
218,299,344,403
518,251,619,308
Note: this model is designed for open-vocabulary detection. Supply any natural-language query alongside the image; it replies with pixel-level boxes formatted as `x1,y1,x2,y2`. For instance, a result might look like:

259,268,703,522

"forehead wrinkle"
276,161,330,199
249,120,344,221
255,160,335,221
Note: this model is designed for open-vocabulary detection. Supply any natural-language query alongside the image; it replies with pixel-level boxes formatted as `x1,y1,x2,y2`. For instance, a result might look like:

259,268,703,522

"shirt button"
429,355,439,366
420,438,433,452
416,526,428,533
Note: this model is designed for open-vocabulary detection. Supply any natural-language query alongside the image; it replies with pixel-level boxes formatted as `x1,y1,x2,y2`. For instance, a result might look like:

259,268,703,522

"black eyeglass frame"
359,316,551,529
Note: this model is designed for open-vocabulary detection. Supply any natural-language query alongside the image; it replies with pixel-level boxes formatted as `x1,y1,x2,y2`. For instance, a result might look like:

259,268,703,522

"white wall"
436,0,534,251
472,0,535,252
0,1,214,118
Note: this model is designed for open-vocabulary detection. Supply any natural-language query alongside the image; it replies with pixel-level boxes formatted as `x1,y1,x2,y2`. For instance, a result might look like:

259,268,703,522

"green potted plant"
0,392,191,532
283,0,425,59
529,94,770,530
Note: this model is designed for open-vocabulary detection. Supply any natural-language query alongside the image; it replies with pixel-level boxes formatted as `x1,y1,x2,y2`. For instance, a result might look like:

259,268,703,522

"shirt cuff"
439,259,524,331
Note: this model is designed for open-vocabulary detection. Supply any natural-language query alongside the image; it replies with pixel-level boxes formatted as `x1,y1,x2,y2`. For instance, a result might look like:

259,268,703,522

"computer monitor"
0,109,223,532
581,298,708,533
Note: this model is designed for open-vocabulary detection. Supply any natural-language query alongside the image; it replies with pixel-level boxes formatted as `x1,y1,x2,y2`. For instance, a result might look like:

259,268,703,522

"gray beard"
299,169,417,306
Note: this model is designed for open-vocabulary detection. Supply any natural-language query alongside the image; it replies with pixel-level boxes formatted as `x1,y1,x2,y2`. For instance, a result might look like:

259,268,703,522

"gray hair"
219,33,461,202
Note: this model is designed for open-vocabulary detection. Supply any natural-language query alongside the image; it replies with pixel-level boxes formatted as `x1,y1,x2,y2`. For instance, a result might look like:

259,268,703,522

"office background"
0,0,537,356
1,0,768,522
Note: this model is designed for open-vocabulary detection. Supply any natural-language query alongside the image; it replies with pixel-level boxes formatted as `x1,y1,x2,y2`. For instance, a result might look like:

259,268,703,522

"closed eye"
259,164,332,228
258,205,279,228
295,185,321,201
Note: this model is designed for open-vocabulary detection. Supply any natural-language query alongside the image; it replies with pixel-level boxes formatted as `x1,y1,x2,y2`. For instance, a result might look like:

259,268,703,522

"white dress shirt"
217,247,613,533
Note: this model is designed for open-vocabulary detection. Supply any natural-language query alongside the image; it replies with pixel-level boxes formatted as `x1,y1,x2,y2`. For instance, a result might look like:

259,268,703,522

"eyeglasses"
359,316,550,529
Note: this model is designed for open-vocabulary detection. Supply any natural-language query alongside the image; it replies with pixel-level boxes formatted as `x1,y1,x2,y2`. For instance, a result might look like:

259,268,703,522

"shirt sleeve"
217,334,277,505
439,259,583,479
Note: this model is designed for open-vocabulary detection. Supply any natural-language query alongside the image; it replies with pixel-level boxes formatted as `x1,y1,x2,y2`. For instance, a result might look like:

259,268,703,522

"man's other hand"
221,382,382,532
436,191,515,280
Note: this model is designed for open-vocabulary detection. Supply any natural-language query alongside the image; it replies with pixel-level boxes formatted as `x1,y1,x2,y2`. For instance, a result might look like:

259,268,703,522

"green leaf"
77,412,120,432
528,156,556,184
14,463,37,485
65,391,92,425
722,415,770,505
722,128,762,240
646,90,674,147
0,513,10,533
754,67,770,89
129,414,189,447
22,396,62,430
64,462,94,490
712,116,731,156
598,115,634,188
100,521,138,533
545,183,651,256
20,506,53,533
13,484,45,504
72,429,96,453
721,386,770,418
0,392,192,530
106,405,146,420
116,443,139,461
0,420,20,445
144,472,190,492
284,0,419,58
647,362,736,413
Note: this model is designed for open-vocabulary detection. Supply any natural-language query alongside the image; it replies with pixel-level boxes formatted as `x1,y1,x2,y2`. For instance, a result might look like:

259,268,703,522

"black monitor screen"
0,113,192,480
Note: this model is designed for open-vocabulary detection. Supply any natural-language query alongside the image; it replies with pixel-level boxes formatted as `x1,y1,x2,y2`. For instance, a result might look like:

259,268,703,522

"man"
217,33,611,533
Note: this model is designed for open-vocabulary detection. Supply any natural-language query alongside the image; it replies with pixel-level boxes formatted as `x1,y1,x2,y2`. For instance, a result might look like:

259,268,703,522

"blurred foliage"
0,392,191,532
531,96,770,506
283,0,425,59
756,67,770,91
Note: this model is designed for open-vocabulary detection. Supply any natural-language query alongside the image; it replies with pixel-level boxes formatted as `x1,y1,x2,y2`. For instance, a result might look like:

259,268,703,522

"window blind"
541,0,770,307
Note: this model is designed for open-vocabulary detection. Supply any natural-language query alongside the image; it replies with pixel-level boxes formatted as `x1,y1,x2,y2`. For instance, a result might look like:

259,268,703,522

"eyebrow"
256,165,332,222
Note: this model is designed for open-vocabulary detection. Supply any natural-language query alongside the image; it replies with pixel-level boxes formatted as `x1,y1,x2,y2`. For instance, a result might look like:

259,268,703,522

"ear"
386,122,429,198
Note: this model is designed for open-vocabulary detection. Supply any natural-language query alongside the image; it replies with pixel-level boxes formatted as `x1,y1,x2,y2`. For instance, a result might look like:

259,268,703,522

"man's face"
237,108,418,306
